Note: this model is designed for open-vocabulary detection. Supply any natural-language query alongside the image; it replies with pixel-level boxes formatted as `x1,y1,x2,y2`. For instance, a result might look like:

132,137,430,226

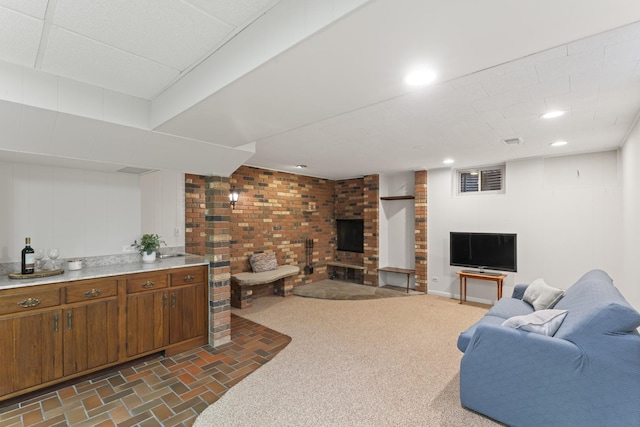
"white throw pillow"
523,278,565,310
501,309,568,336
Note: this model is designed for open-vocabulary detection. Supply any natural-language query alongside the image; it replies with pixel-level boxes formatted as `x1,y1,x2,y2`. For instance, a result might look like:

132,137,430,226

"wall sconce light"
229,186,239,209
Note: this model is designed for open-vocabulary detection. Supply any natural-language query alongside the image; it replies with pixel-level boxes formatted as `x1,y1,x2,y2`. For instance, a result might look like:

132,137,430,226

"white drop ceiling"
1,0,640,179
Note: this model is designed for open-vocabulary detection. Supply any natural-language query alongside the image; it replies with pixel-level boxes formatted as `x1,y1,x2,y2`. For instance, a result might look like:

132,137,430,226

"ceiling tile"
185,0,276,26
536,48,604,83
53,0,233,71
0,7,43,67
0,0,48,19
41,27,179,99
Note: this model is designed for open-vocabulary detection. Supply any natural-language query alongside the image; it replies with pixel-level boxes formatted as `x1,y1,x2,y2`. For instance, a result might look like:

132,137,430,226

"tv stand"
461,269,502,277
457,270,507,304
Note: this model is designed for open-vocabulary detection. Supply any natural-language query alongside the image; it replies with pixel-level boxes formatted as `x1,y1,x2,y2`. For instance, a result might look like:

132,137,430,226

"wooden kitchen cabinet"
0,263,208,402
0,308,63,395
63,278,119,376
126,266,208,356
169,282,207,344
126,289,169,357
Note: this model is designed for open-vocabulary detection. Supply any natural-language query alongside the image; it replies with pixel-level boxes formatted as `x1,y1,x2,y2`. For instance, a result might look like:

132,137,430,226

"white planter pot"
142,251,156,263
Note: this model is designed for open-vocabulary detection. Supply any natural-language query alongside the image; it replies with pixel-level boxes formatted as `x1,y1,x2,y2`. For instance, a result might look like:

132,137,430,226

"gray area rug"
293,279,421,300
194,294,499,426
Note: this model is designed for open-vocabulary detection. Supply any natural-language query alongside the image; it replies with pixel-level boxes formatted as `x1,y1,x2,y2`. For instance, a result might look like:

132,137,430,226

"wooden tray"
8,269,65,279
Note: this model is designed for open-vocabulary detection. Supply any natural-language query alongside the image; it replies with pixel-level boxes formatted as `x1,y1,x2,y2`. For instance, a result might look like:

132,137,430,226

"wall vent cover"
117,166,153,175
502,137,522,145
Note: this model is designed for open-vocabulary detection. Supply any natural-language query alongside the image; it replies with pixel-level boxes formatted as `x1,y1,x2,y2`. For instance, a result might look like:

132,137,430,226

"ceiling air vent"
117,166,153,175
502,137,522,146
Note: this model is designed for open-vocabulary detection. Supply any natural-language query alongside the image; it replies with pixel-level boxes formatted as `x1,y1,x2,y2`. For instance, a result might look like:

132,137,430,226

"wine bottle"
21,237,35,274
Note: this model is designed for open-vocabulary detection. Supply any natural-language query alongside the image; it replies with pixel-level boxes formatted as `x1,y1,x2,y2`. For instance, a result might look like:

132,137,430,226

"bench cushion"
232,265,300,286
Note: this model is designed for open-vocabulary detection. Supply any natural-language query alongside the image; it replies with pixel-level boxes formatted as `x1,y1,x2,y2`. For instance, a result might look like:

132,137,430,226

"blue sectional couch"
457,269,640,427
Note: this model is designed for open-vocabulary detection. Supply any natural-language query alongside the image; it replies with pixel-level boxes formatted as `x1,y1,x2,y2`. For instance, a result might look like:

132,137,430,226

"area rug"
194,294,499,426
293,279,421,300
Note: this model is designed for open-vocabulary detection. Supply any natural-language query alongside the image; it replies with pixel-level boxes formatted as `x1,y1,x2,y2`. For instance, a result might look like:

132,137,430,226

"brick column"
414,170,428,293
363,174,379,286
185,174,206,256
205,176,232,347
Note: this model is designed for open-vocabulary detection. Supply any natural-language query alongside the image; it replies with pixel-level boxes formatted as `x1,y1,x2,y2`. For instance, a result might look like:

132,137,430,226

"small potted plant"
132,234,166,263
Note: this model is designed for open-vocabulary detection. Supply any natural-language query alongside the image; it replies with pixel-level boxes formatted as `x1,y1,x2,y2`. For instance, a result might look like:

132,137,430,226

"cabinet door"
63,299,118,376
169,283,207,344
126,290,169,357
0,309,63,395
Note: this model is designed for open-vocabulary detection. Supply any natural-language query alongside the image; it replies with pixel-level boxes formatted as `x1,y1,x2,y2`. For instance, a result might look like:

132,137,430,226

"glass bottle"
21,237,35,274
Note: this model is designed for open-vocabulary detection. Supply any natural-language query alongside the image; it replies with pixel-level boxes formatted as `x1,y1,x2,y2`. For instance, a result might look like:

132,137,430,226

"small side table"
457,271,507,304
378,267,415,293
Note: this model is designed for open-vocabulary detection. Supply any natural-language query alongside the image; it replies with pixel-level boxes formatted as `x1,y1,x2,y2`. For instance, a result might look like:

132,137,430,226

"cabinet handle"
183,275,195,282
18,297,41,308
163,293,168,309
67,311,72,330
141,281,155,289
171,292,176,308
84,288,103,298
53,314,59,332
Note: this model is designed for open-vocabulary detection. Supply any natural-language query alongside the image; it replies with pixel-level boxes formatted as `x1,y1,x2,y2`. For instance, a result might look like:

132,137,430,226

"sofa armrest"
461,324,586,425
511,283,528,300
460,323,640,426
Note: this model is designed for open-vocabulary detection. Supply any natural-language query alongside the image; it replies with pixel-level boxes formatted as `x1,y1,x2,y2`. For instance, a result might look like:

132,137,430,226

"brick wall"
205,176,232,347
414,170,428,293
334,178,364,269
185,174,206,256
186,169,397,347
363,175,379,286
228,166,335,284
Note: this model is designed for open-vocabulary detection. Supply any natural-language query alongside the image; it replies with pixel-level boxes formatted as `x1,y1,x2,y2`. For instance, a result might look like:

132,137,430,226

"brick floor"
0,315,290,427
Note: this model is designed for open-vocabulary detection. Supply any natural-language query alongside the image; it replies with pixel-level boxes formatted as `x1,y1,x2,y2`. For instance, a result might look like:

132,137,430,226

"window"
458,165,505,194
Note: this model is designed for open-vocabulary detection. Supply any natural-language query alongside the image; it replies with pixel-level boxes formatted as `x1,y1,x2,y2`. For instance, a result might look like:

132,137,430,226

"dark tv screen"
450,232,517,272
337,219,364,253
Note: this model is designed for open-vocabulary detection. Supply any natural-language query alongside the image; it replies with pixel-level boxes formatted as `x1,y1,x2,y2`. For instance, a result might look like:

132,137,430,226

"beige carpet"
194,294,501,426
293,279,422,299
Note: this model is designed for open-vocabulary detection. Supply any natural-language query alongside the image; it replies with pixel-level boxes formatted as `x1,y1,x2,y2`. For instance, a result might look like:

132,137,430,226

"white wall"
0,162,186,263
140,170,185,248
379,172,415,288
621,119,640,310
428,151,623,304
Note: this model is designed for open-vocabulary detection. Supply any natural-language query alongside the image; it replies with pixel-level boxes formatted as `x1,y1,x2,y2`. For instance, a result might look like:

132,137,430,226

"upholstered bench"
231,265,300,308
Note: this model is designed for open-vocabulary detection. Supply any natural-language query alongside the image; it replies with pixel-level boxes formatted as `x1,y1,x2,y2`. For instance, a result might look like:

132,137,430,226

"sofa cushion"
554,269,640,340
250,252,278,273
486,297,535,319
457,315,506,352
523,278,565,310
502,309,568,336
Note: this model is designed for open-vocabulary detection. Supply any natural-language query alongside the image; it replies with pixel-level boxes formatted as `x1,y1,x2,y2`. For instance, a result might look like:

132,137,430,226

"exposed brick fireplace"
186,168,427,348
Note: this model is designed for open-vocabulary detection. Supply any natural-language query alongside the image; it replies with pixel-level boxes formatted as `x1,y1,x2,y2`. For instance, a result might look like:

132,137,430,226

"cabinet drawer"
170,266,206,286
126,273,168,294
65,279,118,303
0,287,61,315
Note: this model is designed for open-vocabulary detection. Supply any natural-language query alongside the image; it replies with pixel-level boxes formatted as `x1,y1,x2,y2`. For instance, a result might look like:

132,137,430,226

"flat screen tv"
337,219,364,253
450,232,517,272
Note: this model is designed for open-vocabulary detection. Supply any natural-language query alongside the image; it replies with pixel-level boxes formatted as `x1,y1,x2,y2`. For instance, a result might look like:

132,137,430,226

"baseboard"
427,290,494,305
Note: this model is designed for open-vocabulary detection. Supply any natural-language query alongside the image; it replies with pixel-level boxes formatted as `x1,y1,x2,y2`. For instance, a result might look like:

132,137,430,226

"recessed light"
550,140,568,147
540,110,566,119
295,164,307,169
405,68,437,86
443,158,454,165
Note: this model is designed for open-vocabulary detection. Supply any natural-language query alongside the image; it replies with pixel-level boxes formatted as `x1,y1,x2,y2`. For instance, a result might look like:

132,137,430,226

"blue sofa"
457,269,640,426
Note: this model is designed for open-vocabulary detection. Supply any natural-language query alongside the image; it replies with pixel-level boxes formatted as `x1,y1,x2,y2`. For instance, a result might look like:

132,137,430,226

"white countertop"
0,255,208,291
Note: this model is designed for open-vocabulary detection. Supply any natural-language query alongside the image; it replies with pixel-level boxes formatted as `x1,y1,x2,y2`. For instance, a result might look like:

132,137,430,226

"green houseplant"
132,234,166,261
